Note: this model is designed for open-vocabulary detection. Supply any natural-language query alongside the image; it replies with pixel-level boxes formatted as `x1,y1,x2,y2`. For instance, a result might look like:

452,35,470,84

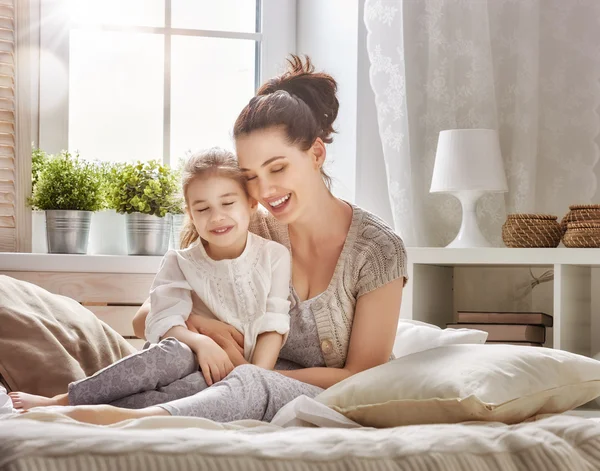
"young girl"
10,147,292,410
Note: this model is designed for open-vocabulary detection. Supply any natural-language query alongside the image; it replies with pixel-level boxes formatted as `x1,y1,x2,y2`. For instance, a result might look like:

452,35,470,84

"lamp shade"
430,129,508,193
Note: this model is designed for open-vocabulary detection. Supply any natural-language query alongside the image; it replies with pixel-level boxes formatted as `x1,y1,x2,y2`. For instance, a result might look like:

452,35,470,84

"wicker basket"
560,204,600,231
563,221,600,248
502,214,563,248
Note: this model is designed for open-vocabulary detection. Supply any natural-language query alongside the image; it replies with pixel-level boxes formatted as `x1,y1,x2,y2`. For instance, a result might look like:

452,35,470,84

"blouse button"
321,339,334,355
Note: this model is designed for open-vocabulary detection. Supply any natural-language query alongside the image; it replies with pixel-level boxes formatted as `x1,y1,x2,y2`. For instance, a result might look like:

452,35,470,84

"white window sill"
0,253,163,274
5,247,600,275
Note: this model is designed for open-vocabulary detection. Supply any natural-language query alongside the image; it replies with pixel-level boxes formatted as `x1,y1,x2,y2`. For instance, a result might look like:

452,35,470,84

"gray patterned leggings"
68,338,323,422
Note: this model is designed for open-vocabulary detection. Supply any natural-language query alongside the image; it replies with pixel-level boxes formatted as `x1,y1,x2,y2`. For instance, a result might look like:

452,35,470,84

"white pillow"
316,344,600,427
393,319,488,358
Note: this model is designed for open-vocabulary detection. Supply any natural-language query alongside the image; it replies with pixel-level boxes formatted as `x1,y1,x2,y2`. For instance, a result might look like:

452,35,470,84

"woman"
45,55,407,426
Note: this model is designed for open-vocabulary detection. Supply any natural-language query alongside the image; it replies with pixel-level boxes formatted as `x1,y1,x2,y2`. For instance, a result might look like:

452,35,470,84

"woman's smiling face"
235,126,324,224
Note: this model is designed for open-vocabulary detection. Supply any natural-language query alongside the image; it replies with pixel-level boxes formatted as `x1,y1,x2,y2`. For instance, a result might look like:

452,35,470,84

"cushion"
393,319,487,358
316,344,600,427
0,275,136,395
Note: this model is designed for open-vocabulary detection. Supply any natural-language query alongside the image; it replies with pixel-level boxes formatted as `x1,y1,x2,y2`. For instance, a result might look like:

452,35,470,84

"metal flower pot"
126,212,172,256
45,210,92,254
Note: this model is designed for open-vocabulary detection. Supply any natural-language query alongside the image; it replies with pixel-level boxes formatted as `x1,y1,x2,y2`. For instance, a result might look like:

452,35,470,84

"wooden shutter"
0,0,32,252
0,0,14,251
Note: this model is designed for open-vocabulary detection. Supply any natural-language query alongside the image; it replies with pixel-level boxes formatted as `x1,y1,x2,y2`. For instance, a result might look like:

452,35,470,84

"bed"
2,406,600,471
3,274,600,471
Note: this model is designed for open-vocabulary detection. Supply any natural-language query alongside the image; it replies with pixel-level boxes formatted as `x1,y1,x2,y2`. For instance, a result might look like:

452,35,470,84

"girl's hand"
192,336,235,386
186,318,248,368
186,316,244,355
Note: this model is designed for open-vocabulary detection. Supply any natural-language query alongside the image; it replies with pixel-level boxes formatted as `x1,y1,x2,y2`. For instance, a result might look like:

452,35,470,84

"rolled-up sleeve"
146,250,193,344
255,243,291,342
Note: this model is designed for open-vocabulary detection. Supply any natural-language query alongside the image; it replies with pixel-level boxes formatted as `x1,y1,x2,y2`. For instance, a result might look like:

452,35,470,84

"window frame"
37,0,296,163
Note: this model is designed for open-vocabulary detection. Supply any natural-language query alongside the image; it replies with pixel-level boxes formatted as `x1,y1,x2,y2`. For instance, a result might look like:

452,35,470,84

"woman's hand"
192,336,235,386
186,316,244,355
186,318,248,368
219,338,249,367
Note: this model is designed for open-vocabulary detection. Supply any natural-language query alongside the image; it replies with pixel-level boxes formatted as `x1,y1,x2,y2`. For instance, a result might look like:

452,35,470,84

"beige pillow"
0,275,135,395
315,344,600,427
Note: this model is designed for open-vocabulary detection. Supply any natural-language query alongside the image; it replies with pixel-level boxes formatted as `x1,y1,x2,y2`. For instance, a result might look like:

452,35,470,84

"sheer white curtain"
364,0,600,247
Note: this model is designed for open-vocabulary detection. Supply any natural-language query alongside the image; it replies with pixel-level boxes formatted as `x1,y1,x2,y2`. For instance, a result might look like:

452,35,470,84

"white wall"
261,0,296,81
296,0,358,203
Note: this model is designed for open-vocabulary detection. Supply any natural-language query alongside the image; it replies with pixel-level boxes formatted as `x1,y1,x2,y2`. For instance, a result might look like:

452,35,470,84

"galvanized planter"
126,212,172,256
45,210,92,254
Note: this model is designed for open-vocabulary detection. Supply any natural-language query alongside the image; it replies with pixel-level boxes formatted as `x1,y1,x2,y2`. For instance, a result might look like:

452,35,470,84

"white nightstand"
403,247,600,358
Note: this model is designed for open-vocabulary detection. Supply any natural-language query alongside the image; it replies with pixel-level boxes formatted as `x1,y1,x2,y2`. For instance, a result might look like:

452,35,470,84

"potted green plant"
29,150,103,254
107,160,179,256
30,147,49,253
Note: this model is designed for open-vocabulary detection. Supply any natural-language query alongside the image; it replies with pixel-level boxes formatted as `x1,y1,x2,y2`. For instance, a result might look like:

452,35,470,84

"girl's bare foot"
9,392,68,410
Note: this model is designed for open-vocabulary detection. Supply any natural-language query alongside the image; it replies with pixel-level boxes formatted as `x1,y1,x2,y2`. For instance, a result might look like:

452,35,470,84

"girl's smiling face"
187,175,254,259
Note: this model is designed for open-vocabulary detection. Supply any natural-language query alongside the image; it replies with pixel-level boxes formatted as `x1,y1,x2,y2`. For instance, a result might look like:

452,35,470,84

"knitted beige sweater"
249,203,408,368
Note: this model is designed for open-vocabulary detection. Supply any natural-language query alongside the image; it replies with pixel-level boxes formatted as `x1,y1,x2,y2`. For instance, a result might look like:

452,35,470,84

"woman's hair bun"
257,54,339,144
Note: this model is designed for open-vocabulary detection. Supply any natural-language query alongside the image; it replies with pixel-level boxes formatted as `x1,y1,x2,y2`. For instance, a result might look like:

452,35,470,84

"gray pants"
68,338,323,422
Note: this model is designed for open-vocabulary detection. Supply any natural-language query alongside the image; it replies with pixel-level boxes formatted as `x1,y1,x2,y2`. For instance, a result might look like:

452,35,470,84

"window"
38,0,295,165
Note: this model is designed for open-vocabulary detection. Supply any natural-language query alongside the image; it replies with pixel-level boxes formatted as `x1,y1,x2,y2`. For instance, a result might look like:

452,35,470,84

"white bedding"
0,385,16,416
3,408,600,471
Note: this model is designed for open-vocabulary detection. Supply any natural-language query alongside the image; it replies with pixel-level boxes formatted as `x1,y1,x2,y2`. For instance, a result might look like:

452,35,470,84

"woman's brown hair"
233,54,338,188
179,147,248,249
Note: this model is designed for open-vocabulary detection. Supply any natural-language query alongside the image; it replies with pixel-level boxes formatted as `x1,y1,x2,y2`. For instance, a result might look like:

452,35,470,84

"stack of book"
447,311,553,346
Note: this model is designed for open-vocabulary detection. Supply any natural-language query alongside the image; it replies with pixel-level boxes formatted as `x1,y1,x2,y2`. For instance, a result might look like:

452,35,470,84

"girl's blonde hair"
179,147,248,249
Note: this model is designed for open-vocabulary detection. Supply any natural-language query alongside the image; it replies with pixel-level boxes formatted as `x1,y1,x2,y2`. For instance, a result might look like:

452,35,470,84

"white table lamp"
430,129,508,248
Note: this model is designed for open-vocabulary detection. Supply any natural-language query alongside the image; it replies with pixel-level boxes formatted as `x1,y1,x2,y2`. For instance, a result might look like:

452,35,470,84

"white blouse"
145,233,291,361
